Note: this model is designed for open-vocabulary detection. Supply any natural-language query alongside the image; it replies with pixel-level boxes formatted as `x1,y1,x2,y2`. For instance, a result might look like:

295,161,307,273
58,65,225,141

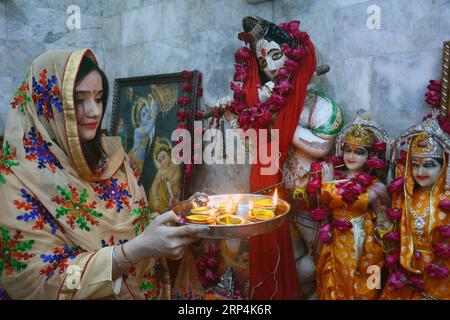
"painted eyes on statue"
271,50,283,60
412,160,439,168
344,145,367,156
258,57,267,69
258,50,283,69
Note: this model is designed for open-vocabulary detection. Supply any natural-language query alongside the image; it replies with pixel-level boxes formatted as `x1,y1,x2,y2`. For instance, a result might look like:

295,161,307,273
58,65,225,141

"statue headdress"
242,16,294,48
335,110,390,160
392,110,450,188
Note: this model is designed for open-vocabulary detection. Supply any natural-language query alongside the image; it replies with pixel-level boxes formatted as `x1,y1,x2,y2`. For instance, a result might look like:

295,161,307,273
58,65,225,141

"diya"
172,190,290,239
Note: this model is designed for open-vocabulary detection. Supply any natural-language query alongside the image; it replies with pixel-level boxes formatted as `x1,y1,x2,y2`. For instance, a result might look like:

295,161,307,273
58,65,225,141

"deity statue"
214,266,237,297
217,16,343,299
313,114,391,299
211,15,318,299
380,114,449,300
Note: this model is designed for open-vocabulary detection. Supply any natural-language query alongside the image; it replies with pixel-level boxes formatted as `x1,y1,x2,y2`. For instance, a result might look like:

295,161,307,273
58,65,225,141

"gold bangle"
120,244,133,266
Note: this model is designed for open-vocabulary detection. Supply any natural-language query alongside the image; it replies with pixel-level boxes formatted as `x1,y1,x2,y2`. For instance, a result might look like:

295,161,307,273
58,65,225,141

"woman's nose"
84,99,101,118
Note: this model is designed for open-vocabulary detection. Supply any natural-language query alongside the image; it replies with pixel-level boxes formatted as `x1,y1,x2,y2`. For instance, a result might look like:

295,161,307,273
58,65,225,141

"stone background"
0,0,448,194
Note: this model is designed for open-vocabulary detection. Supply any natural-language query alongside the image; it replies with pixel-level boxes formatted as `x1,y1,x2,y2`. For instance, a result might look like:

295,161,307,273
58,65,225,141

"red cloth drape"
246,38,317,299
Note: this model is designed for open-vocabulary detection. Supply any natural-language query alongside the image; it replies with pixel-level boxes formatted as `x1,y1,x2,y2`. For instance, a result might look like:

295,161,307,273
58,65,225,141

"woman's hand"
123,211,209,262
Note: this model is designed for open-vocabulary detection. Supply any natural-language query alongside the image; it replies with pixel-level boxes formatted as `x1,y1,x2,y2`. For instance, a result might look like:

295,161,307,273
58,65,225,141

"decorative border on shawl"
62,49,98,182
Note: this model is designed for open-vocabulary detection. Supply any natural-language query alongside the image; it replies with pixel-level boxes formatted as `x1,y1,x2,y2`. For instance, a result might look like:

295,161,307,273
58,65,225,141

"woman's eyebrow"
267,48,279,55
75,89,103,94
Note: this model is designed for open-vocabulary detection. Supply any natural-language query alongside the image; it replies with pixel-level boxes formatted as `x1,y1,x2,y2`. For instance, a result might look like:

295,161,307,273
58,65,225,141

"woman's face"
75,70,103,142
411,157,442,188
157,150,170,169
256,39,287,80
343,143,369,172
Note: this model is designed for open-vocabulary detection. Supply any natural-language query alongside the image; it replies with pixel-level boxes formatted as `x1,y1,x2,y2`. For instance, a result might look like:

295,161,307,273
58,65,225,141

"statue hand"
258,81,274,103
216,95,234,111
321,161,335,182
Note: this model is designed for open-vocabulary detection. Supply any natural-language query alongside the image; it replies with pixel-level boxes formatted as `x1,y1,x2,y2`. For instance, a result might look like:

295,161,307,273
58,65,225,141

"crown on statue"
411,132,443,159
343,124,377,148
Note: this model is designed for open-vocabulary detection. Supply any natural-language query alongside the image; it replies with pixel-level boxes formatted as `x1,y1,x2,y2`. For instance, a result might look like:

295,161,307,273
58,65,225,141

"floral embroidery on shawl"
130,199,154,236
51,185,102,232
39,246,85,280
0,228,35,278
101,236,128,248
0,288,11,300
24,127,62,173
10,78,31,113
15,188,63,235
0,142,19,184
32,69,62,121
139,263,162,300
92,178,132,213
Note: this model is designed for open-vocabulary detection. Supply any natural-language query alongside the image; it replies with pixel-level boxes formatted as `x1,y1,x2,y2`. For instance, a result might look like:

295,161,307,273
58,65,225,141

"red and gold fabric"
382,140,449,300
316,180,385,300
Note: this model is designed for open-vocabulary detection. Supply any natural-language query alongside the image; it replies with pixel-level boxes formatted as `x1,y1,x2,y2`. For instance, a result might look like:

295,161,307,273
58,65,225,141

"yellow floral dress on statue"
316,180,386,300
381,122,450,300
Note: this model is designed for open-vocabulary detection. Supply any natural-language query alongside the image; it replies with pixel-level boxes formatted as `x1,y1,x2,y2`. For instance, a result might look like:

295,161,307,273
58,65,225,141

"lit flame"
248,201,253,213
272,188,278,207
225,201,233,214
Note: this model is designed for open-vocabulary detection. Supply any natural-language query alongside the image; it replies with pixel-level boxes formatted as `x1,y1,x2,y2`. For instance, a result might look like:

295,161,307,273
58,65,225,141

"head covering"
0,49,165,300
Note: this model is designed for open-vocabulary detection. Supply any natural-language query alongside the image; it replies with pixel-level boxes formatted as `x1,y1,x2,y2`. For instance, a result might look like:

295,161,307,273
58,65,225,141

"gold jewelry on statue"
343,124,377,148
419,291,439,300
411,132,443,159
409,205,430,242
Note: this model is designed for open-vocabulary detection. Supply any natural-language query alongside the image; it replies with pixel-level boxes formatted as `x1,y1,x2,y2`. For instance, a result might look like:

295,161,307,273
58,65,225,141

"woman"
0,49,207,300
381,115,449,300
313,115,391,299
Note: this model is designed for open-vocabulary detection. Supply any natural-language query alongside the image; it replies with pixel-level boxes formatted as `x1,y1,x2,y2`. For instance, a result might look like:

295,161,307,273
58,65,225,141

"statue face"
157,150,171,169
343,143,368,172
411,157,442,187
256,39,287,80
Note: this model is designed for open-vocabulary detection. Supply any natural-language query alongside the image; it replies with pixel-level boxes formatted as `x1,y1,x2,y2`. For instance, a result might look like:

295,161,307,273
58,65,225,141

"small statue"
214,265,236,297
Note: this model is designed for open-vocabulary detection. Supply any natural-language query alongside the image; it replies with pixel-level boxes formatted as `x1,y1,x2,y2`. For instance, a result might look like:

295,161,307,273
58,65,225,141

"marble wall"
0,0,105,132
1,0,448,194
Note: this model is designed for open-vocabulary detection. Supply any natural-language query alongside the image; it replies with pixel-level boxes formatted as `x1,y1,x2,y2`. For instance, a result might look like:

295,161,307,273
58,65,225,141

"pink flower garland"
175,70,204,178
196,246,221,288
228,21,309,130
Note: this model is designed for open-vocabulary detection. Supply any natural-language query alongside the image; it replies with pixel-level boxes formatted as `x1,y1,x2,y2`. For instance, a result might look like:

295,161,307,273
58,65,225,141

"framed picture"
441,40,450,117
110,71,202,213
